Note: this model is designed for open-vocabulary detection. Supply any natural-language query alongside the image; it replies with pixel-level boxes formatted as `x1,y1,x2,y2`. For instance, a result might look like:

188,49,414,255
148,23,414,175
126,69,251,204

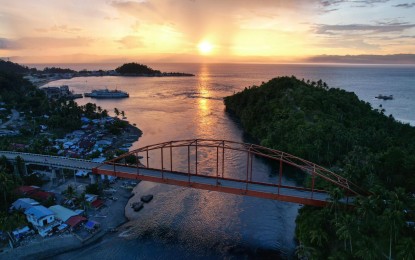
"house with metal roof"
24,205,57,237
10,198,39,212
49,205,78,222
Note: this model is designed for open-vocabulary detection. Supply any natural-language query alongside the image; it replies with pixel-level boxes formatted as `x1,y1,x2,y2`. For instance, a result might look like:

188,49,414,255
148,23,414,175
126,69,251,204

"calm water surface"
41,63,415,259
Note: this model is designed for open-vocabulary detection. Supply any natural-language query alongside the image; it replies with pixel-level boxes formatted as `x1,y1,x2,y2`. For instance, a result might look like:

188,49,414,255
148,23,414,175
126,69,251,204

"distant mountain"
305,54,415,64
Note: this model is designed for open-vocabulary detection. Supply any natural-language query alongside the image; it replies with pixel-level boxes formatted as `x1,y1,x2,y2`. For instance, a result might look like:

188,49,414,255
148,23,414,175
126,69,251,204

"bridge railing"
95,139,368,198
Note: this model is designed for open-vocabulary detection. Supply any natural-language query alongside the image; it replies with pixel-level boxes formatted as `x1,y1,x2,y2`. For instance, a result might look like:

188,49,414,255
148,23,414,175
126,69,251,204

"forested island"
224,76,415,259
115,62,194,76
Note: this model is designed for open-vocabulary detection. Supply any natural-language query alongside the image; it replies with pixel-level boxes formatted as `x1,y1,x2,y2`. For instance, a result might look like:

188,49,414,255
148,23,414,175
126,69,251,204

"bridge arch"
93,139,367,206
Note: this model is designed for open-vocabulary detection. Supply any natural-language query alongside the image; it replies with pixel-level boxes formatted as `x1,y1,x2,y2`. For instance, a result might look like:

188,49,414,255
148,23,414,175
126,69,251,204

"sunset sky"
0,0,414,63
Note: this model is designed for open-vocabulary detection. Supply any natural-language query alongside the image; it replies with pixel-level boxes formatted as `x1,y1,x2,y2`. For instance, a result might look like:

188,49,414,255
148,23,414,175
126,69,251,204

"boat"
84,88,129,98
375,94,393,100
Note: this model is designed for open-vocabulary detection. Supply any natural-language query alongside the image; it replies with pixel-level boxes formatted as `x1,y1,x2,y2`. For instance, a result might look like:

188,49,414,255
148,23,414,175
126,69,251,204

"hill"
115,62,194,76
224,76,415,259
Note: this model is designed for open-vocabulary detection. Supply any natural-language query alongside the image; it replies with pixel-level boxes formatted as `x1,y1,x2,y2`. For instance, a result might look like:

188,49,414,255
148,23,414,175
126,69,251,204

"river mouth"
42,63,415,259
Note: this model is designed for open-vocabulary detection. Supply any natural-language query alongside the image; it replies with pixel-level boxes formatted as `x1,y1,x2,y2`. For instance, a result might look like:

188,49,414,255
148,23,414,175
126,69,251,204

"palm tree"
396,237,415,260
78,192,91,215
335,214,355,253
0,171,15,209
114,107,120,117
63,184,77,199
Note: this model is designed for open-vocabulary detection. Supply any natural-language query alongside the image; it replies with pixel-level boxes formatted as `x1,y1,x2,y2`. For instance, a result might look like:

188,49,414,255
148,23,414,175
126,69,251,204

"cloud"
319,0,390,7
35,24,82,34
0,37,93,50
117,35,145,49
111,0,321,42
314,22,415,34
0,38,16,50
393,2,415,8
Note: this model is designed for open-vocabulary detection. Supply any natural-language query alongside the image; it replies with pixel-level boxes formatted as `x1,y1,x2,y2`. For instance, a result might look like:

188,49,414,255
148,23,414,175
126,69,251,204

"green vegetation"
115,62,194,76
115,62,161,75
224,76,415,259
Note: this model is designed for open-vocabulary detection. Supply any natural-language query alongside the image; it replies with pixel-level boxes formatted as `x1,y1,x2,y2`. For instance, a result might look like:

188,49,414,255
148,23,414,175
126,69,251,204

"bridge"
93,139,367,207
0,139,367,207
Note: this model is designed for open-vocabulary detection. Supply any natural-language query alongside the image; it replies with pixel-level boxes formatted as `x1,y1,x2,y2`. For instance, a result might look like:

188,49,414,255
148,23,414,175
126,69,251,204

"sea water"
39,63,414,259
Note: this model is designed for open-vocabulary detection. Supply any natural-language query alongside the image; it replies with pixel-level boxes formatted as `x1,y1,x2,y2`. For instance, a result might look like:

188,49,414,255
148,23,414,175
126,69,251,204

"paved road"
0,151,100,170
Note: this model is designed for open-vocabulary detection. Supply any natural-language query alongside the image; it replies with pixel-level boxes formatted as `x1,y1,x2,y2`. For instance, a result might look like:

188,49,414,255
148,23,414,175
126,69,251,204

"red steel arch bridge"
93,139,367,207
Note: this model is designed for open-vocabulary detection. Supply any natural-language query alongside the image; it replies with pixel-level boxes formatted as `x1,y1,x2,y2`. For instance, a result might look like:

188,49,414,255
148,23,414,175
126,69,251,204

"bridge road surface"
0,151,334,206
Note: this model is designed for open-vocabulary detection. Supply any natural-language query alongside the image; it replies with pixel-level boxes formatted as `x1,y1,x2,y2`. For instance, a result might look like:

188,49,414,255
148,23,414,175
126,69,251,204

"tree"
0,171,16,209
114,107,120,117
63,184,77,199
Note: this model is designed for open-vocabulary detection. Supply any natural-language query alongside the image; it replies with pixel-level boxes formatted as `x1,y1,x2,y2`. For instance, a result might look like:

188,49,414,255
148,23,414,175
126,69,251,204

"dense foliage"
224,76,415,259
0,59,35,74
42,67,76,74
115,62,161,75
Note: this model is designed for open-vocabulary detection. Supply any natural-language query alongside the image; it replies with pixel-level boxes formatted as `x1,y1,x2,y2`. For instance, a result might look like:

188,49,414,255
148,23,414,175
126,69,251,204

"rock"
140,194,153,203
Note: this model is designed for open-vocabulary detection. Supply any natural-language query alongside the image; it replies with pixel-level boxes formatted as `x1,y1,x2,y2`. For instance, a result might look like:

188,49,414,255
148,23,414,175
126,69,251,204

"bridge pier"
13,162,27,176
89,173,98,184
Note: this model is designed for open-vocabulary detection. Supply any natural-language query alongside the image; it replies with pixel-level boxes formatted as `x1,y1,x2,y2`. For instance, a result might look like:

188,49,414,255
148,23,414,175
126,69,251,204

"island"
224,76,415,259
115,62,194,77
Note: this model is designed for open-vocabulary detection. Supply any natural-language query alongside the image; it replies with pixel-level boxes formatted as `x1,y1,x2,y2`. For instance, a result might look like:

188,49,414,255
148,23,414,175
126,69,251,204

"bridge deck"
94,164,334,207
0,151,350,207
0,151,100,170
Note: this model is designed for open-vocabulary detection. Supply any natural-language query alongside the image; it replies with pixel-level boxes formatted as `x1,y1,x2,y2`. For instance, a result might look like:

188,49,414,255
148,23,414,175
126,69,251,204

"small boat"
84,88,129,99
375,94,393,100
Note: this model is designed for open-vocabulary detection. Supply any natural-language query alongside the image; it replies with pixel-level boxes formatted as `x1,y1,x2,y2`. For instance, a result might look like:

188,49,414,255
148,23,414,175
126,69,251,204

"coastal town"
0,60,155,258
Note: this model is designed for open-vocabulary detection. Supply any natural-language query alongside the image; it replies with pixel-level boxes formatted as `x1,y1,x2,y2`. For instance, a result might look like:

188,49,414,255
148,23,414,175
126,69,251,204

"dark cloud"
315,22,415,34
320,0,390,8
0,38,16,50
0,37,92,50
393,2,415,8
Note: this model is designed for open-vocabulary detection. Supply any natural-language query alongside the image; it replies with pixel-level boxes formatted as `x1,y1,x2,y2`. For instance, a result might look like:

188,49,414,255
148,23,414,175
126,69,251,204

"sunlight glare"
198,41,213,55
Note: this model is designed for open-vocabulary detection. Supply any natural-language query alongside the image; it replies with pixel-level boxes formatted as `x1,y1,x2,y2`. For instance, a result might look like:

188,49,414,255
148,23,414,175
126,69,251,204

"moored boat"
375,94,393,100
84,88,129,98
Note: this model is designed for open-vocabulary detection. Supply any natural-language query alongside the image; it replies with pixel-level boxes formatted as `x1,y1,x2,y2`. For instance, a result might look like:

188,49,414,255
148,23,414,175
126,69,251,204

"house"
66,215,87,230
29,190,56,203
10,198,39,212
24,206,58,237
15,186,40,196
48,205,79,222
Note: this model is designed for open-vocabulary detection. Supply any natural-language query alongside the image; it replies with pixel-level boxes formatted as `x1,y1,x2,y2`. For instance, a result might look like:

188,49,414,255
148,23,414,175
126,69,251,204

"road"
0,109,20,128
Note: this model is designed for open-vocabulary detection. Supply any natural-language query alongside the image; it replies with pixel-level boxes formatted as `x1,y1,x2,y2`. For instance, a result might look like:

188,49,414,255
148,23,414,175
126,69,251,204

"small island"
115,62,194,77
0,59,194,87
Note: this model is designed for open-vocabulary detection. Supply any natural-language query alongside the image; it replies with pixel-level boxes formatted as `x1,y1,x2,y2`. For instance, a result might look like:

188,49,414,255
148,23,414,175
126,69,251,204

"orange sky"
0,0,414,63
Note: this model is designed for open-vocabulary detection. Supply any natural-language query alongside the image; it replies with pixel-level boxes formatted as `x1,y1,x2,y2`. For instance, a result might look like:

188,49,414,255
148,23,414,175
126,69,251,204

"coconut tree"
0,171,15,209
396,237,415,260
114,107,120,117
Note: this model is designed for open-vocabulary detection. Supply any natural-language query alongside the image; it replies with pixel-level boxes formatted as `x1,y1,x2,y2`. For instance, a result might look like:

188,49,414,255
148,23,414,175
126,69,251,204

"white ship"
84,88,129,98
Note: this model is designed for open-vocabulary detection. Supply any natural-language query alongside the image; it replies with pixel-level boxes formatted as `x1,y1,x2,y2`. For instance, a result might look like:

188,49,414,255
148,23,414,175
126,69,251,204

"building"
24,205,58,237
49,205,78,222
10,198,39,212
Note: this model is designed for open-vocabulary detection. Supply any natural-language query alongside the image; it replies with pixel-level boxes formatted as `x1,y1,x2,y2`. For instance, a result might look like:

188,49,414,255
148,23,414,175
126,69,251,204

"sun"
198,41,213,55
